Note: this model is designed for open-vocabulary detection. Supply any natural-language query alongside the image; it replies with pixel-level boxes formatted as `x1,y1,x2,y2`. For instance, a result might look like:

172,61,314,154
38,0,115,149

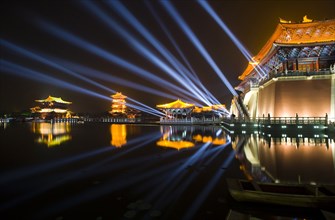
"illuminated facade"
232,17,335,120
31,95,72,119
109,92,127,116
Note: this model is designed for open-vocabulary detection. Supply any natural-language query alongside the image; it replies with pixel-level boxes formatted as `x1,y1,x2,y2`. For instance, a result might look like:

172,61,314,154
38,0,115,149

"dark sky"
1,0,334,114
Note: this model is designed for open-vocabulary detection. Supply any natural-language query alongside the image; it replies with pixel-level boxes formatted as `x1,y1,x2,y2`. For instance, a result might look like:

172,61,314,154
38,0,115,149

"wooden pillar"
316,58,319,71
296,59,299,72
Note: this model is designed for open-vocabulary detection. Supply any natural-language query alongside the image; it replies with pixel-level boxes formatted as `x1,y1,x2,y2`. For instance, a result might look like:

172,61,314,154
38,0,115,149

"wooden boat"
226,208,335,220
227,178,335,208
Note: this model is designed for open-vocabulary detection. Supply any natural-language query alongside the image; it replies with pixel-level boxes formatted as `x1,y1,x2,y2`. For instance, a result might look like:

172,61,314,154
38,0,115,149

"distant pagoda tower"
109,92,127,117
31,95,72,119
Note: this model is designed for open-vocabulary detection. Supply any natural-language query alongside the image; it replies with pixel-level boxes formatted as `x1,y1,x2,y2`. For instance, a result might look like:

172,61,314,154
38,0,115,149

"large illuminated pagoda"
232,16,335,120
109,92,127,117
109,92,140,119
31,95,72,119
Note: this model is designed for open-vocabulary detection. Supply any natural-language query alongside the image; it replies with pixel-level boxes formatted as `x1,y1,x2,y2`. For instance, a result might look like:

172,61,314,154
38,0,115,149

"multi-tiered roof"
239,17,335,83
156,99,195,109
32,95,71,114
35,95,72,104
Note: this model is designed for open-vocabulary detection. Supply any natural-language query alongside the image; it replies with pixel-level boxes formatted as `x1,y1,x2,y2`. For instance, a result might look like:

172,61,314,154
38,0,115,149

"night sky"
1,0,334,114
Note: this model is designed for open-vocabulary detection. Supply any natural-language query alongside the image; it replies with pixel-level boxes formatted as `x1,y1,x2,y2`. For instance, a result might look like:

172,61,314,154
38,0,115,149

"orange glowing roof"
202,106,212,112
192,104,226,113
156,140,194,150
212,138,226,146
239,17,335,80
35,95,71,104
111,92,127,99
156,99,195,109
192,135,226,145
193,106,202,113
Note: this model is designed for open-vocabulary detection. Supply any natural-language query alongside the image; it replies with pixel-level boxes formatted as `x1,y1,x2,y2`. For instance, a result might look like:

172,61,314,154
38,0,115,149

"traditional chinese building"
109,92,127,117
156,99,195,119
31,95,72,119
193,104,227,118
232,17,335,120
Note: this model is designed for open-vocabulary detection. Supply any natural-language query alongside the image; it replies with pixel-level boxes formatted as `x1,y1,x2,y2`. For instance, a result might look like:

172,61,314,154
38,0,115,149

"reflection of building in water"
32,122,71,147
237,134,335,184
110,124,127,147
156,126,227,150
231,17,335,120
157,126,194,150
192,134,226,145
31,95,72,119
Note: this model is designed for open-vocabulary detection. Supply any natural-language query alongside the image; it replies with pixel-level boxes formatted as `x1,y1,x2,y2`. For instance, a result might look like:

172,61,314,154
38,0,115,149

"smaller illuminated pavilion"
193,104,227,116
109,92,127,116
31,95,72,119
156,99,195,119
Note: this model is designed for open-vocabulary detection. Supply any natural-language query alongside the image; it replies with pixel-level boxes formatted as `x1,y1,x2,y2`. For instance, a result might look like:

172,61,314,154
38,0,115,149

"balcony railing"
257,116,327,125
159,117,221,124
224,115,333,125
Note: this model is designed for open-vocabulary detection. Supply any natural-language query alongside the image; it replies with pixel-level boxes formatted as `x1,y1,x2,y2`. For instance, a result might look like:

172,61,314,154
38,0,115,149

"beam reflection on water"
2,124,334,220
32,125,232,219
182,149,235,220
150,142,232,219
0,144,112,187
0,123,156,186
0,128,162,212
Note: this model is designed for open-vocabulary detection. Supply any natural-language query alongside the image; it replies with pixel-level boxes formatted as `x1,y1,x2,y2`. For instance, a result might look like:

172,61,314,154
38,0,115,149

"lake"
0,122,334,220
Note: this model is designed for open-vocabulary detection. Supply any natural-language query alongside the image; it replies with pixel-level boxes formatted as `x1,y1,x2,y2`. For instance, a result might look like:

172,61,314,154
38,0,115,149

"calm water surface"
0,122,334,220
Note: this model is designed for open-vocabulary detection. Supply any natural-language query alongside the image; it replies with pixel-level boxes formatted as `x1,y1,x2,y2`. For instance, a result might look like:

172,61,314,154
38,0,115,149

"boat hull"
227,179,335,208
